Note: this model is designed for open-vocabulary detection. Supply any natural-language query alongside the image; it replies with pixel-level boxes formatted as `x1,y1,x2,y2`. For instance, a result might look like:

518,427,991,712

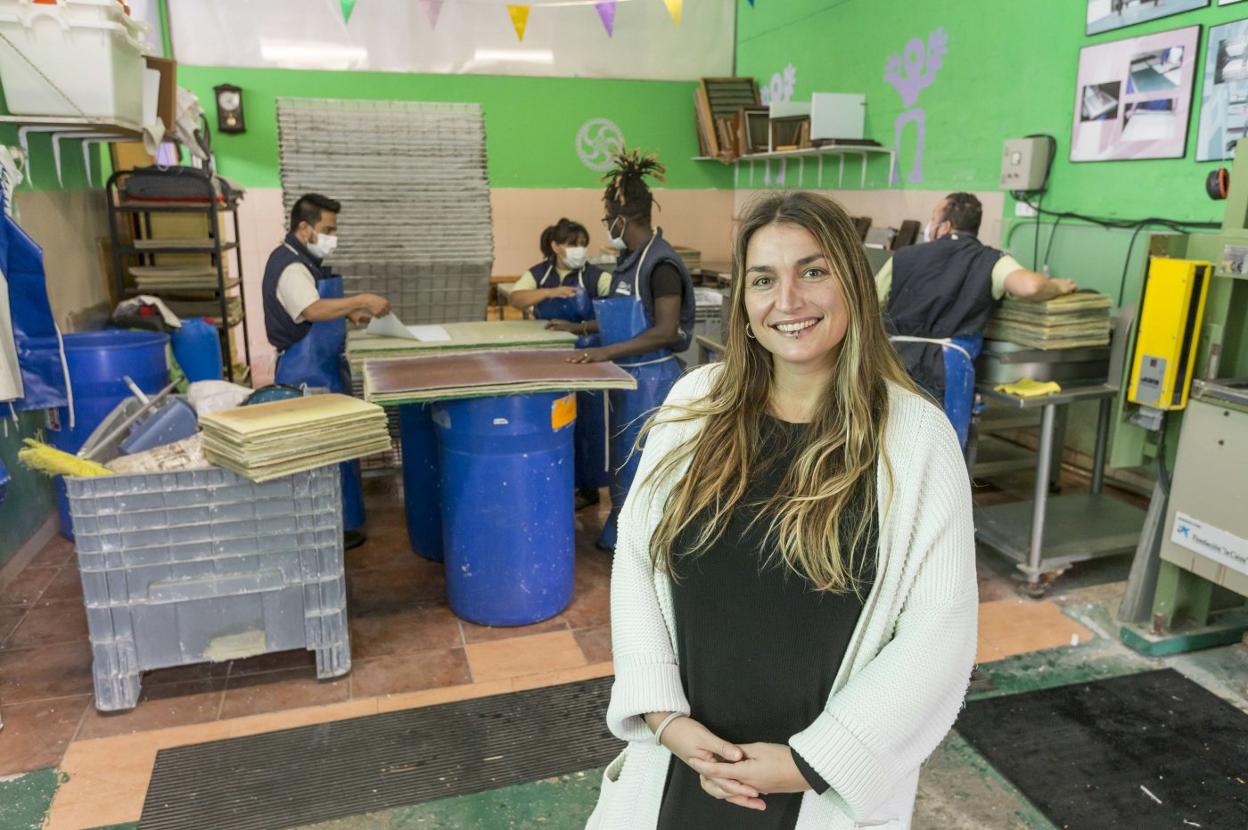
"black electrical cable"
1116,223,1151,307
1033,191,1043,271
1042,214,1064,271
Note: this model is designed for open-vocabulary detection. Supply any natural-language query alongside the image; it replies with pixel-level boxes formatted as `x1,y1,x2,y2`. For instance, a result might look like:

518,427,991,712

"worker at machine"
262,193,390,548
875,192,1077,409
548,149,696,552
513,218,612,512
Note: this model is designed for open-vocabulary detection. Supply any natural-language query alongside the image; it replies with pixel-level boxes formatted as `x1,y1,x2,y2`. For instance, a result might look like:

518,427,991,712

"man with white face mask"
873,192,1076,401
261,193,390,548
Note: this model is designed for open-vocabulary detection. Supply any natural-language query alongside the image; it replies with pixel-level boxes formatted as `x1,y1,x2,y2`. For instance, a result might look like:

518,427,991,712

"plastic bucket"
171,318,223,383
48,329,169,537
399,403,443,562
434,392,575,626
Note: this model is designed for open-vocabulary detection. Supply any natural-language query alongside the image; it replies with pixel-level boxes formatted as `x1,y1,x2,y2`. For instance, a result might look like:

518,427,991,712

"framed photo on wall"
1196,19,1248,160
1071,25,1201,161
1086,0,1208,36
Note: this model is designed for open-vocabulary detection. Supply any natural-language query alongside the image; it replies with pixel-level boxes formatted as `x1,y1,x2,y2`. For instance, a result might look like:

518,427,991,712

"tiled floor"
0,475,616,776
0,459,1150,830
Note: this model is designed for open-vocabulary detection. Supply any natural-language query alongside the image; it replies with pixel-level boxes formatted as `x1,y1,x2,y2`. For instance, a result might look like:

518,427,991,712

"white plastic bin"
0,1,148,121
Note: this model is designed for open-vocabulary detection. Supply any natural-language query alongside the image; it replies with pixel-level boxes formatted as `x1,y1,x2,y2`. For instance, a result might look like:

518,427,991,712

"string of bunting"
336,0,690,39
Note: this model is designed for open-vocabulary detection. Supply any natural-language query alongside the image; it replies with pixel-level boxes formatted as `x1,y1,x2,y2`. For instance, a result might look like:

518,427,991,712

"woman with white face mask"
509,218,610,315
510,218,612,511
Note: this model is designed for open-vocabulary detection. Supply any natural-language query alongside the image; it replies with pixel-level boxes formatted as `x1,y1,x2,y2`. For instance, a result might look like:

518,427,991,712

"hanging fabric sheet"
1,194,69,412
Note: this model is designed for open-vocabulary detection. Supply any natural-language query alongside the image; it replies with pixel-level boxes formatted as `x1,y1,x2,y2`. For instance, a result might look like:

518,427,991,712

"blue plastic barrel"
48,330,169,538
170,318,224,382
434,392,576,626
400,404,443,561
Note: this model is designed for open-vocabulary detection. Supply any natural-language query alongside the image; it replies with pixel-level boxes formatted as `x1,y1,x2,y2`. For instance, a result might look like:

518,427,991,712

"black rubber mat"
139,676,619,830
956,669,1248,830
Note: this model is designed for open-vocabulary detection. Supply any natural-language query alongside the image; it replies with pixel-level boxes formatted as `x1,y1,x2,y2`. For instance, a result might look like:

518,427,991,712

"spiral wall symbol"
576,118,625,172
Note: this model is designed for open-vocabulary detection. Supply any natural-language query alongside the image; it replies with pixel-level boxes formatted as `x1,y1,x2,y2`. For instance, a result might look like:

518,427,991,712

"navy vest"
262,232,329,352
607,229,696,352
887,233,1001,395
526,257,607,295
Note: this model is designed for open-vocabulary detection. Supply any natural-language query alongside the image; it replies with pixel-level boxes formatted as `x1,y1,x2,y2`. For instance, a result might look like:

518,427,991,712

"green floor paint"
299,772,602,829
0,769,64,830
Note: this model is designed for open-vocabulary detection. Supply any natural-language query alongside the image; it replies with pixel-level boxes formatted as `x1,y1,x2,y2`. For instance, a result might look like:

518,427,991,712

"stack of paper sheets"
985,291,1112,350
347,320,577,363
200,394,392,482
363,350,637,406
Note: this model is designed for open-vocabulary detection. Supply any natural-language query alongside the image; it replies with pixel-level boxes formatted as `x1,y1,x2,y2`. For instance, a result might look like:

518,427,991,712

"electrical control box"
1128,257,1212,412
1000,137,1050,191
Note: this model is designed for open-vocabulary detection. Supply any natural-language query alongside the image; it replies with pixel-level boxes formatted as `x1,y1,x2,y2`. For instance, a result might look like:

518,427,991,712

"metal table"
973,383,1146,595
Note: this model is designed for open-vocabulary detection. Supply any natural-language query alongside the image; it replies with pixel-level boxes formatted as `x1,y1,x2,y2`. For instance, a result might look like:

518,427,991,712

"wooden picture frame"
738,106,770,155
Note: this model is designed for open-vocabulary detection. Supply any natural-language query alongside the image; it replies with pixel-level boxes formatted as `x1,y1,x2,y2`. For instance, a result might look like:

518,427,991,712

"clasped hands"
653,713,812,811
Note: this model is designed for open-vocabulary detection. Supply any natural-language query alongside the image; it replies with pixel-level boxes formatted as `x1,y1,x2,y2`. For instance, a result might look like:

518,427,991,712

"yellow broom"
17,439,114,478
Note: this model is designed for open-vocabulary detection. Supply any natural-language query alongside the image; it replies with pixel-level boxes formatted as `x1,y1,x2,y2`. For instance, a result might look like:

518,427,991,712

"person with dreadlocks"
547,149,696,552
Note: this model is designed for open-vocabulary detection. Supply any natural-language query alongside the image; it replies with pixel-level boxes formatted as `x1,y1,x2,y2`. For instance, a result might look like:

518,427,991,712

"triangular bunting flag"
596,1,616,36
418,0,443,29
748,0,755,6
340,0,357,23
507,5,531,41
663,0,682,24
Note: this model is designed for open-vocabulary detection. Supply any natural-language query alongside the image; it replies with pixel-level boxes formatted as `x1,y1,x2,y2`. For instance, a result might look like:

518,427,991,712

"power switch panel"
1000,137,1050,191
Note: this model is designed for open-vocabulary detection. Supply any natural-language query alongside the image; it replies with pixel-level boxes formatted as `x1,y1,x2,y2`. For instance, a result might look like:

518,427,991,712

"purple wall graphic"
884,27,948,184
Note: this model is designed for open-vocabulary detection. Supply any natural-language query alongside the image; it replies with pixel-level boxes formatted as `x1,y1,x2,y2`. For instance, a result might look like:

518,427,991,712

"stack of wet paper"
200,394,391,482
985,291,1111,350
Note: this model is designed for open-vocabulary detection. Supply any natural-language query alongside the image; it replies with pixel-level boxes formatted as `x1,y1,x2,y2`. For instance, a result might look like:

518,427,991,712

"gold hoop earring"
745,323,756,340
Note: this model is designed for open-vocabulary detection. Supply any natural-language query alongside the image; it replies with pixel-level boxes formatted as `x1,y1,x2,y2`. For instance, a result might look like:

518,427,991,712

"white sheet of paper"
366,313,417,340
407,325,451,342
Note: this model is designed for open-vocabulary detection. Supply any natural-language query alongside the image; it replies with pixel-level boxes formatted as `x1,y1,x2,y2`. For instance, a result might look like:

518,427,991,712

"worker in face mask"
261,192,390,548
872,192,1077,439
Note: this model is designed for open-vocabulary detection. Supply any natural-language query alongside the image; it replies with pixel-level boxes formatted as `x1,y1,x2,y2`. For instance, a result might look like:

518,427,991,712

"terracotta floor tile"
220,665,351,720
227,648,317,677
38,564,85,601
348,526,424,570
75,678,226,740
977,598,1094,661
465,630,588,684
563,585,611,630
349,647,472,698
348,564,446,613
25,535,75,570
0,565,59,606
0,640,94,703
223,698,379,738
0,695,89,774
573,625,613,664
144,660,232,685
0,604,27,646
459,615,569,645
374,661,615,715
1,599,88,651
349,602,463,659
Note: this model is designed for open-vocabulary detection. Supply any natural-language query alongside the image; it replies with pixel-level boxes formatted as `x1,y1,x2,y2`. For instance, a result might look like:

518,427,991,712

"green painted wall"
735,0,1238,221
177,66,733,191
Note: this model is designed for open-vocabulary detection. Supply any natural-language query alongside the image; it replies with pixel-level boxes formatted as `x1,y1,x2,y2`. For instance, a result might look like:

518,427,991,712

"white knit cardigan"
586,364,978,830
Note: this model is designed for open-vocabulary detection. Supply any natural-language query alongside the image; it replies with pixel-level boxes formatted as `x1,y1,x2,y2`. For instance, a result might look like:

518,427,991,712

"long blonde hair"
641,192,916,592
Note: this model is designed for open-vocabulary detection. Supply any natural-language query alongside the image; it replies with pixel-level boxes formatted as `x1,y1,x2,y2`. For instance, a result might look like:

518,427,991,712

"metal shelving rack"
105,168,250,382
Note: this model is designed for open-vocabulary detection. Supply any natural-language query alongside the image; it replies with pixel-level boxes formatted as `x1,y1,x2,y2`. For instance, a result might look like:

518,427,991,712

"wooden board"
363,350,638,406
346,320,577,362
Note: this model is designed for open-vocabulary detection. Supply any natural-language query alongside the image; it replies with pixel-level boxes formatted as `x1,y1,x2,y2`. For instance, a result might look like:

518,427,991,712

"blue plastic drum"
48,330,169,538
399,403,443,562
434,392,576,626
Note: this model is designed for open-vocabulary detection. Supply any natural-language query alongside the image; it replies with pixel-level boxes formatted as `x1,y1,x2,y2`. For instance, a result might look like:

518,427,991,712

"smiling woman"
587,192,980,830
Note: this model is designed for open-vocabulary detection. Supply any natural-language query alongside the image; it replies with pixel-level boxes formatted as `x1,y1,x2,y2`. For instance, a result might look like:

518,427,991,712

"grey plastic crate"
65,465,350,712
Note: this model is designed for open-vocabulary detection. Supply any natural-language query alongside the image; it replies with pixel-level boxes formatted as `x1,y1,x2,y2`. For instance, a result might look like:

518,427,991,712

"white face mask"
562,246,588,268
307,232,338,259
607,217,628,251
922,222,933,243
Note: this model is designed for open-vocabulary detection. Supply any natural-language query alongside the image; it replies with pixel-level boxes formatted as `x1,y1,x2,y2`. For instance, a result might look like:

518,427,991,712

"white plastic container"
0,0,148,122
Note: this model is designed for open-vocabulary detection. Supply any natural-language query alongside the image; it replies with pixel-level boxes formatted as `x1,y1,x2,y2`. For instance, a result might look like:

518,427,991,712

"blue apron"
274,274,365,532
530,262,609,491
593,238,682,550
943,334,983,450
